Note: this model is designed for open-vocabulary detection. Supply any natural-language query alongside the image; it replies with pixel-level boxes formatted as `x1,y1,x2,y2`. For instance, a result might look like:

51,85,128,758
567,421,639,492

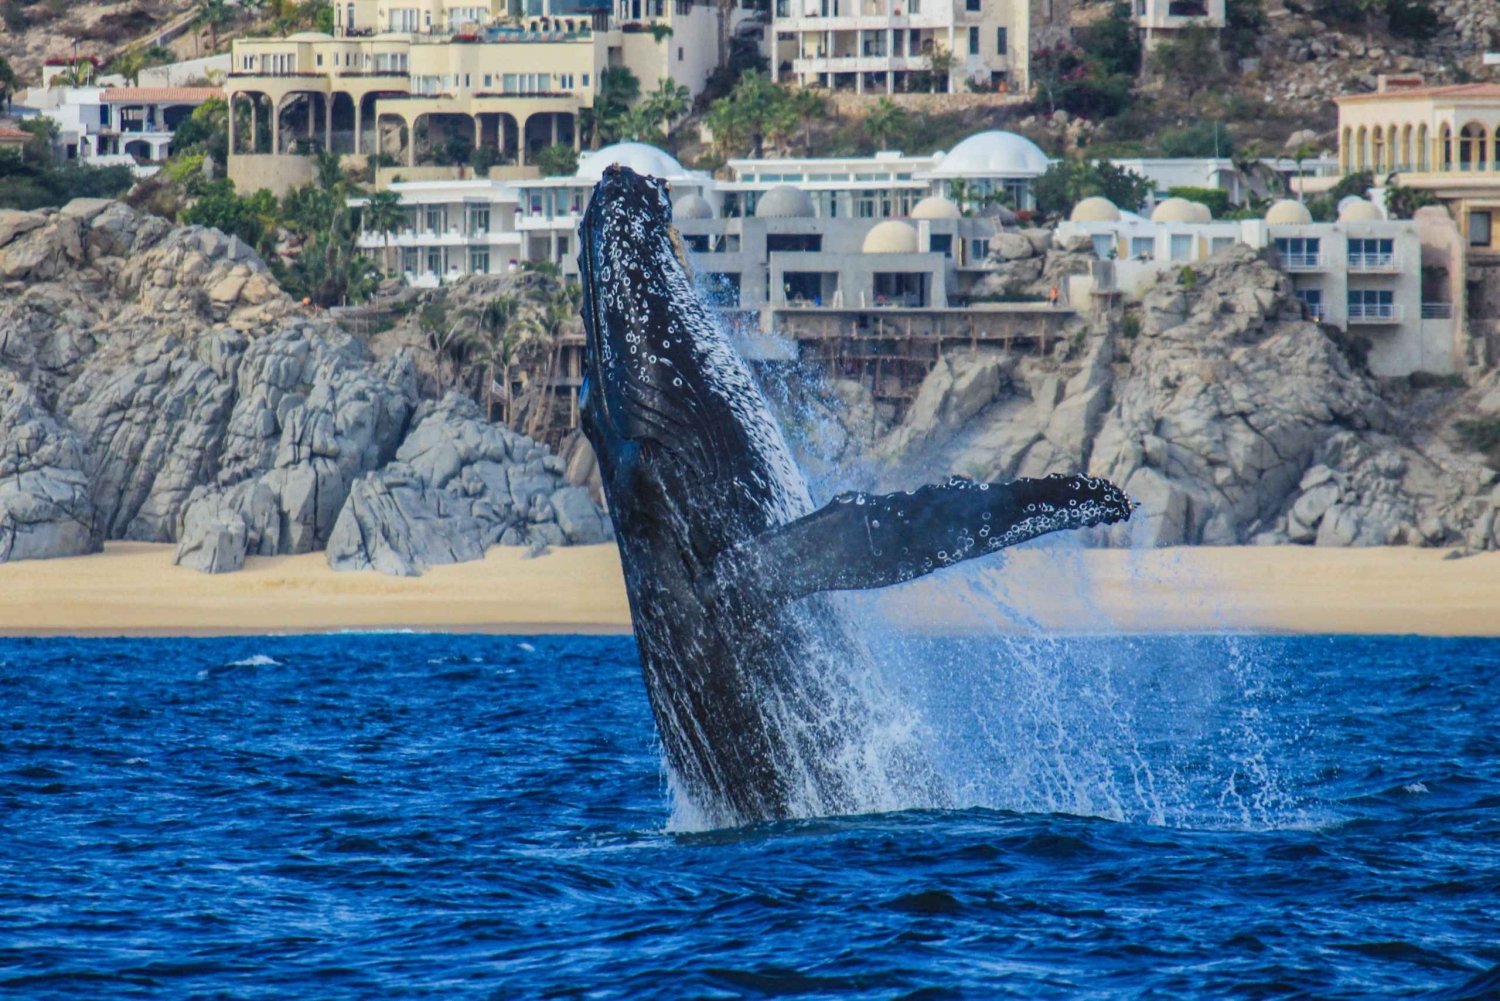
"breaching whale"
577,165,1134,827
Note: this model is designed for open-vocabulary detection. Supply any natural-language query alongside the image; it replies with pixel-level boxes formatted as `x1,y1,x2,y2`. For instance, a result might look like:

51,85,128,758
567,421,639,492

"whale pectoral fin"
713,473,1134,601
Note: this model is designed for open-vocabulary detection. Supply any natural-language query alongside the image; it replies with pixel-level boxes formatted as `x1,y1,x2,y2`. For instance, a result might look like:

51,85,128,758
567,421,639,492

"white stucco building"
1058,195,1467,377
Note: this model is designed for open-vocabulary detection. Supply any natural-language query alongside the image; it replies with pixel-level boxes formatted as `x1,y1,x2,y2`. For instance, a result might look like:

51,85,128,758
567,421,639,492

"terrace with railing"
1348,302,1403,323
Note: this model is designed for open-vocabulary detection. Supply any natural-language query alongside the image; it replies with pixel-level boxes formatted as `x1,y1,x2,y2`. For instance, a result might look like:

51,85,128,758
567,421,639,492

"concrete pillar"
271,99,281,154
518,115,527,166
550,113,558,146
228,93,237,155
353,96,362,154
324,94,333,152
407,116,416,166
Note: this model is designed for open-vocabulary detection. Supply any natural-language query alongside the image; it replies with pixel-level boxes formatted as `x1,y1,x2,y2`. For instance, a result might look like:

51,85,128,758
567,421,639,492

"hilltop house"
227,0,721,195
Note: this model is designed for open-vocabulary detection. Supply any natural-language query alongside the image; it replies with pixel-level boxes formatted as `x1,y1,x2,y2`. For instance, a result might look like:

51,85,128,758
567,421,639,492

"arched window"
1340,126,1353,172
1355,126,1368,171
1371,125,1385,173
1460,122,1487,171
1440,123,1454,170
1417,123,1429,171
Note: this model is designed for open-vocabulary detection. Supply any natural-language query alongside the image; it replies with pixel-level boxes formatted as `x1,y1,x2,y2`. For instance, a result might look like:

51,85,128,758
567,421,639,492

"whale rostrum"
577,165,1134,827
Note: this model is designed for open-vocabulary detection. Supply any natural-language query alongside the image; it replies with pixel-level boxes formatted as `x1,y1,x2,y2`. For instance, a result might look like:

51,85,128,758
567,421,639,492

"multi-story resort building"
226,0,724,193
1333,74,1500,365
768,0,1059,93
354,130,1052,284
1057,194,1467,377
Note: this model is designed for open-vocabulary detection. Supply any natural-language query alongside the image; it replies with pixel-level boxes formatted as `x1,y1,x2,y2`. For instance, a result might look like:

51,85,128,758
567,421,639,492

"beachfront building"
355,142,716,283
354,132,1054,285
19,85,221,176
1057,195,1467,377
768,0,1050,93
226,0,720,194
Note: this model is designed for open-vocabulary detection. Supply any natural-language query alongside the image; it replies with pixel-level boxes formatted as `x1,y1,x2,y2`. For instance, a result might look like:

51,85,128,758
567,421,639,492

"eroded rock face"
1088,246,1389,546
0,200,613,574
872,245,1500,551
325,395,612,576
0,372,99,561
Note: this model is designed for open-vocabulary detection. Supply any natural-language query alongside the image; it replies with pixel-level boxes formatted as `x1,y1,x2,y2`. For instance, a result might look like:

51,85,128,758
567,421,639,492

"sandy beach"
0,542,1497,637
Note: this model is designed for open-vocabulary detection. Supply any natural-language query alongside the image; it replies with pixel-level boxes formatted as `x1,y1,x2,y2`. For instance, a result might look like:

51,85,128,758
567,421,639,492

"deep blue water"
2,632,1498,999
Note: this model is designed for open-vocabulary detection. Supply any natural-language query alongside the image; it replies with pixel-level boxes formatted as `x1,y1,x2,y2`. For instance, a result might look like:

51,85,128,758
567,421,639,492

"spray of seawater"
725,341,1311,834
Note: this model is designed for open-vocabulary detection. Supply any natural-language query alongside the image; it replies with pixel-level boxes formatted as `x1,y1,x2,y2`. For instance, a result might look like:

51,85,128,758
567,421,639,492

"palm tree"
525,283,582,440
363,188,403,276
193,0,236,53
644,77,690,146
458,293,521,421
788,87,824,153
1291,141,1318,204
864,97,906,150
49,59,95,89
108,50,146,86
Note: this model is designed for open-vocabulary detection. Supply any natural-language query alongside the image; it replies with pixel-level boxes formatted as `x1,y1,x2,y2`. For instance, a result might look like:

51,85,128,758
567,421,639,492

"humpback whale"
577,166,1134,827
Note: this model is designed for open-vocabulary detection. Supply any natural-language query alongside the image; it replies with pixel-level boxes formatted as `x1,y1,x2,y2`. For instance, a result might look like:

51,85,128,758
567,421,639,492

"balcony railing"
1348,302,1402,323
1301,302,1326,321
1420,302,1454,319
1280,252,1326,271
1347,252,1398,272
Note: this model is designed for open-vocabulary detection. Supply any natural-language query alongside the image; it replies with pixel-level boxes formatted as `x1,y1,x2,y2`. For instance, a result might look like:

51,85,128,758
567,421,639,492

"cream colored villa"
1334,77,1500,257
227,0,720,193
769,0,1057,93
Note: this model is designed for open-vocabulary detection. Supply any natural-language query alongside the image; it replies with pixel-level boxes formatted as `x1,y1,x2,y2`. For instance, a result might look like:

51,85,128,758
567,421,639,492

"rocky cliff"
854,244,1500,553
0,199,609,573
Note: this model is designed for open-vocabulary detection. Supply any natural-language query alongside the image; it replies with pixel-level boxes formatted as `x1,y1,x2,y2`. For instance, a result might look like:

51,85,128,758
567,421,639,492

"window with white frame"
1130,236,1153,259
1168,233,1193,261
469,247,490,274
1348,287,1394,319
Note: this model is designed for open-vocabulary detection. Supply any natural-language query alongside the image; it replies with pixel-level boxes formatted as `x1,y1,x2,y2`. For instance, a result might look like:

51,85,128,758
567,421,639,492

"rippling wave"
1,633,1496,997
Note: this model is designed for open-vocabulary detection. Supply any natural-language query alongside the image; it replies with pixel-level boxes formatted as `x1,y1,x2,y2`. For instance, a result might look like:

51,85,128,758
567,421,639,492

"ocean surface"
2,631,1497,999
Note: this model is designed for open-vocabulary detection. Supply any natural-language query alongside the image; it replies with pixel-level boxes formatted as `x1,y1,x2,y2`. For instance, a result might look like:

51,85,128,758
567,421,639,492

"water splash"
738,350,1306,833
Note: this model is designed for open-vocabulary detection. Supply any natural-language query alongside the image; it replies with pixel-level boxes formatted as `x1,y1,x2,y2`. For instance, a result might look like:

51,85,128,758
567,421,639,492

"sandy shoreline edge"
0,542,1497,638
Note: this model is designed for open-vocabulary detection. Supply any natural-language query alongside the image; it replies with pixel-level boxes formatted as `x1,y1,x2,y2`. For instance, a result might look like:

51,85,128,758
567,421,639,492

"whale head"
577,166,806,534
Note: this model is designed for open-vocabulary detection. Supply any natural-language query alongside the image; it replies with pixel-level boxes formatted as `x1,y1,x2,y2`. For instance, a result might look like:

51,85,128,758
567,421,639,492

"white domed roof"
575,142,688,181
910,195,962,220
1188,201,1213,223
1150,197,1200,223
1070,196,1121,223
1338,198,1383,222
930,131,1050,177
755,185,815,219
1265,199,1313,225
862,220,919,254
672,193,713,220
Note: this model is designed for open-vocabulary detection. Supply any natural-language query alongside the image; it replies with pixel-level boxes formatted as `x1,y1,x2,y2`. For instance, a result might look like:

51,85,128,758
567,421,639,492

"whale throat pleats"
710,473,1135,603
